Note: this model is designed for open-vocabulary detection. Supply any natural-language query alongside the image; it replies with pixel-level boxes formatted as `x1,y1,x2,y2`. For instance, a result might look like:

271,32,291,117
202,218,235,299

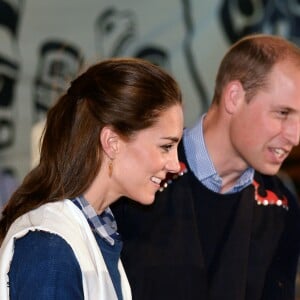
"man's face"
229,60,300,175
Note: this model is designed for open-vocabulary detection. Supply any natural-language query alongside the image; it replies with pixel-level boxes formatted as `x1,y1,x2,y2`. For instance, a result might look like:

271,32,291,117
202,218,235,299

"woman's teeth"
151,176,162,184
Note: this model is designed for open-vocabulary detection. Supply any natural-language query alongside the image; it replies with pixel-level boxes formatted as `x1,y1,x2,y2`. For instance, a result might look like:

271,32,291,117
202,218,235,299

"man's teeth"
151,176,161,184
274,148,285,157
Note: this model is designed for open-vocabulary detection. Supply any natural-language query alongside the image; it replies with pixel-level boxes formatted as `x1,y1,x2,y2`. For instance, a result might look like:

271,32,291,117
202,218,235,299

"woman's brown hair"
0,57,182,243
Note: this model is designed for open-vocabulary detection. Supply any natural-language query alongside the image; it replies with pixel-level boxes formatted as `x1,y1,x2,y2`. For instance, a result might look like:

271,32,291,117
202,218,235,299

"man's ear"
223,80,245,114
100,126,119,159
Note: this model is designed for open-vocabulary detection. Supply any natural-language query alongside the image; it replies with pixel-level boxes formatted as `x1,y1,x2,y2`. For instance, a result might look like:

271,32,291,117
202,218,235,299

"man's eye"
277,110,289,117
280,110,288,115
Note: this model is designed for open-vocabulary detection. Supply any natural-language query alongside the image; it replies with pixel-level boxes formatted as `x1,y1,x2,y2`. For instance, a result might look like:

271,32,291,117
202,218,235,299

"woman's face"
113,104,184,205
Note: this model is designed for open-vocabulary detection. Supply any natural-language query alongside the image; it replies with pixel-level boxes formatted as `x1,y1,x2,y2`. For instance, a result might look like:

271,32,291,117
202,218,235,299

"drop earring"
108,160,113,177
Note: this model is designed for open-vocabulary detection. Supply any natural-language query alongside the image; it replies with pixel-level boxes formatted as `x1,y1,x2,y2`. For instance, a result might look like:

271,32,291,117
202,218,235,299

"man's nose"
283,119,300,146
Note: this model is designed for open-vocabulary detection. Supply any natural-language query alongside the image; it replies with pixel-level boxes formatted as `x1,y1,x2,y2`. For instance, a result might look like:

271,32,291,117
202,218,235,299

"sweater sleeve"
8,230,84,300
262,191,300,300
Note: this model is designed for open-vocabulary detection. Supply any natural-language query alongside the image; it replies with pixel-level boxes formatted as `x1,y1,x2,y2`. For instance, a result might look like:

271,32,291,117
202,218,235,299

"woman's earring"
108,160,113,177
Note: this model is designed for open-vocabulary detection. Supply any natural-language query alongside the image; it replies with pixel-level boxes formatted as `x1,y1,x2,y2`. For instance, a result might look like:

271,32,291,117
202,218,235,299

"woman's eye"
161,144,173,152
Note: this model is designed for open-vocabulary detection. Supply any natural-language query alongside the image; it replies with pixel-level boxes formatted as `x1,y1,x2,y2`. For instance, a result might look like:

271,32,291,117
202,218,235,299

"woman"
0,57,183,299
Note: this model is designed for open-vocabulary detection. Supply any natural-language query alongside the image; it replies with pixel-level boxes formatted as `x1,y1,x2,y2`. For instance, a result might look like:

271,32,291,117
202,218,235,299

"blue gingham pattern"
183,114,254,193
72,195,119,246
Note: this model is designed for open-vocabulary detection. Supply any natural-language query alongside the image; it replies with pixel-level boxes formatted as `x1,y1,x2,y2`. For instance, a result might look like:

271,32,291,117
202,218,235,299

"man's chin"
258,165,281,176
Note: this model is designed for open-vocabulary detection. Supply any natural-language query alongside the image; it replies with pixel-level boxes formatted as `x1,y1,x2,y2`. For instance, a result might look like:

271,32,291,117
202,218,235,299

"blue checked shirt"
183,114,254,193
72,195,120,245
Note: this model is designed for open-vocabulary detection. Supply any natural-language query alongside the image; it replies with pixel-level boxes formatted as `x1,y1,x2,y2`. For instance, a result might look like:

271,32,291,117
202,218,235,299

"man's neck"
203,109,250,193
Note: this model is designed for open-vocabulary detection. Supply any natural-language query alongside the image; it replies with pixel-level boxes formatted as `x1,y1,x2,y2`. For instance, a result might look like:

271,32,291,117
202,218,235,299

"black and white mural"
1,0,300,184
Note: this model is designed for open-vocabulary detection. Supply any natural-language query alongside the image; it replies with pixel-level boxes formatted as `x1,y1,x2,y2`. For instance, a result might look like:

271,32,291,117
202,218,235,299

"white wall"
0,0,296,180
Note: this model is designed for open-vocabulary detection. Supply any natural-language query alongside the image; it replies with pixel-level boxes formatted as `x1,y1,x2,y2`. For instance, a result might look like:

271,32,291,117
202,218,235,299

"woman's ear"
223,80,245,114
100,126,119,159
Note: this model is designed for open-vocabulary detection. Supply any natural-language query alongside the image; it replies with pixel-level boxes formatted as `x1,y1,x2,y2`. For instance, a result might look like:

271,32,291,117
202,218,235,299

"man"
112,34,300,300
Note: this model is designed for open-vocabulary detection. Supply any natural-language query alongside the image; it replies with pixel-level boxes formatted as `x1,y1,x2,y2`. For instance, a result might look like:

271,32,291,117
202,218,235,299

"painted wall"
0,0,299,181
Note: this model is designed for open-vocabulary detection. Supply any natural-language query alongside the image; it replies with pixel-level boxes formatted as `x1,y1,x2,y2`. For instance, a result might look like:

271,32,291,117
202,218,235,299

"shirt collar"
72,195,119,246
183,114,216,180
183,114,254,193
